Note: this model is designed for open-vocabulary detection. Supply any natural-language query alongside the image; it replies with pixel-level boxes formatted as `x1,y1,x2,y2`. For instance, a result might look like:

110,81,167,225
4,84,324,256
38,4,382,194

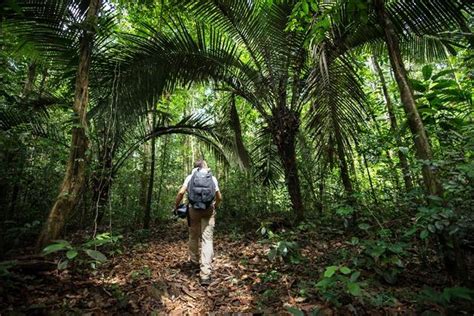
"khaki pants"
188,206,215,279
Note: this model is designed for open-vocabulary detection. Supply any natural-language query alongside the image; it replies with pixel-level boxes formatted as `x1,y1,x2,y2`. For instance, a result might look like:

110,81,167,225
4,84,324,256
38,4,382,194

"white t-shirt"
183,168,220,191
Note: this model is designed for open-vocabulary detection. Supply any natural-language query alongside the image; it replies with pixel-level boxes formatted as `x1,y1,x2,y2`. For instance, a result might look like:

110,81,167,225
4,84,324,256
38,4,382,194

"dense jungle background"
0,0,473,314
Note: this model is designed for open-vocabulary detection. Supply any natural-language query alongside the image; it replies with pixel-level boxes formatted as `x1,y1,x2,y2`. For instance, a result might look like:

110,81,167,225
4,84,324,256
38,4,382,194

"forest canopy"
0,0,473,314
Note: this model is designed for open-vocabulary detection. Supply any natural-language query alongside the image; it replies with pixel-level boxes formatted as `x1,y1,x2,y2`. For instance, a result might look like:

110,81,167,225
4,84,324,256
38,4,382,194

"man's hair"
194,159,208,169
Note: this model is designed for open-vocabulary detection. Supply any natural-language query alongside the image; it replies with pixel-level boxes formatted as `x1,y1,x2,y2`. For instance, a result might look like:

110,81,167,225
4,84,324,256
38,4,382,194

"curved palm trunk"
374,0,441,197
36,0,101,250
372,54,413,192
271,108,304,222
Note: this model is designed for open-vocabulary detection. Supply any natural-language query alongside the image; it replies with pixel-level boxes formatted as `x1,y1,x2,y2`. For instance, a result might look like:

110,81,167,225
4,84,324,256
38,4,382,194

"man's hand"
214,191,222,209
175,185,187,210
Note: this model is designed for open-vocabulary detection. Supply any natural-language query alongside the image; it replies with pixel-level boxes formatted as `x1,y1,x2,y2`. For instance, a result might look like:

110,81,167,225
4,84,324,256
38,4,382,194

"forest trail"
2,221,338,314
1,219,470,314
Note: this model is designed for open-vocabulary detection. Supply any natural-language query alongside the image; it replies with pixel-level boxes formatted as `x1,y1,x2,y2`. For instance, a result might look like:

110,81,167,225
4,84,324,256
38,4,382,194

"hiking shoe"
200,277,211,286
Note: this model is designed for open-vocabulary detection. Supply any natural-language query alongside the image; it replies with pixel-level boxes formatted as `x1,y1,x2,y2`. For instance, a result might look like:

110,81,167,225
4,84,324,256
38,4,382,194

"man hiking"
174,159,222,285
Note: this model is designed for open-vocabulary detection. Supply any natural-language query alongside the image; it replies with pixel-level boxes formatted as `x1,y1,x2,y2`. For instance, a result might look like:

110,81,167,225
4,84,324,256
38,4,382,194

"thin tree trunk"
374,0,442,197
318,166,325,215
155,136,169,210
271,107,304,222
143,111,156,229
361,151,378,204
23,61,36,96
335,130,355,203
372,54,414,192
9,184,20,218
375,0,467,284
39,68,48,97
92,144,113,225
36,0,101,250
138,143,149,225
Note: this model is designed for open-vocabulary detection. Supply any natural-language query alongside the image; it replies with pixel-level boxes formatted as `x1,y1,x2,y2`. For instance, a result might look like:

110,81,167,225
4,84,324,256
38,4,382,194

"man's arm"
175,186,187,209
215,191,222,208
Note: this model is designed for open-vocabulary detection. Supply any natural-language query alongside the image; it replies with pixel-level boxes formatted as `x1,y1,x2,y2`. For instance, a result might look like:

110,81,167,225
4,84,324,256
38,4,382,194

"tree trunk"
318,166,325,215
374,0,442,197
361,151,378,204
23,61,36,96
143,111,156,229
372,54,414,192
92,144,113,225
155,135,169,210
36,0,101,250
335,132,355,201
271,107,304,222
137,143,149,225
375,0,467,284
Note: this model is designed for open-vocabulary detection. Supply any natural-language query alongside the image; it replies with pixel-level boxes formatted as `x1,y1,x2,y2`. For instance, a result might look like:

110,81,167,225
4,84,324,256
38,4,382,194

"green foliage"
415,206,458,240
258,223,302,264
357,239,408,284
42,233,122,270
315,265,365,306
419,287,474,307
130,266,152,281
0,260,17,277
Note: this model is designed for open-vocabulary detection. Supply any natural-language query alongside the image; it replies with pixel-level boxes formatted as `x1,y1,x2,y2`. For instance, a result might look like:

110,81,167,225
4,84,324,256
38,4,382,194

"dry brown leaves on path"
1,220,329,314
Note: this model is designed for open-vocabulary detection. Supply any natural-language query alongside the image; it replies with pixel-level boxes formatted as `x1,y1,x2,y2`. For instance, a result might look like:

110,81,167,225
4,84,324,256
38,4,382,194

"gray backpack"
187,168,216,210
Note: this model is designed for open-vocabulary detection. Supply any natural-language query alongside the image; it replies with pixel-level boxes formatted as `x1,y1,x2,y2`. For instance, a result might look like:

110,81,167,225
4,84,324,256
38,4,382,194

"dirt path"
2,221,318,314
4,220,456,314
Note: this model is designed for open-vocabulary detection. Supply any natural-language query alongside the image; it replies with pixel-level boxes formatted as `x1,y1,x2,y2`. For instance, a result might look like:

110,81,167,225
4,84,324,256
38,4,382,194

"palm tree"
32,0,102,249
4,0,237,246
312,0,472,197
121,0,366,221
312,0,472,281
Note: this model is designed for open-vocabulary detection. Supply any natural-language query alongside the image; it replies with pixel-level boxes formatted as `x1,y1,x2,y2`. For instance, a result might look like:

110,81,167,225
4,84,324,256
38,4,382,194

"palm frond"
250,124,283,187
0,107,68,146
306,57,366,162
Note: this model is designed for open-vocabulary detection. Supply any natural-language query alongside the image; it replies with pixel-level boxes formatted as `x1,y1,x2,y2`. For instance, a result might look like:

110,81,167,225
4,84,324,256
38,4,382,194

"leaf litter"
1,220,473,314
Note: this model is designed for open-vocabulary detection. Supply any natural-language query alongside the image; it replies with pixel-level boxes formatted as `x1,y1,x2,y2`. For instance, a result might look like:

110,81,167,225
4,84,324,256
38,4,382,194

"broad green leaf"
347,282,362,296
43,243,68,255
66,250,78,260
411,79,426,92
420,230,429,239
350,271,361,282
324,266,338,278
358,223,370,230
57,259,68,270
268,248,277,261
428,224,436,233
398,147,409,155
350,237,359,245
340,266,351,274
435,221,444,231
444,287,474,301
432,69,455,80
302,1,309,15
286,306,305,316
85,249,107,262
422,65,433,80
